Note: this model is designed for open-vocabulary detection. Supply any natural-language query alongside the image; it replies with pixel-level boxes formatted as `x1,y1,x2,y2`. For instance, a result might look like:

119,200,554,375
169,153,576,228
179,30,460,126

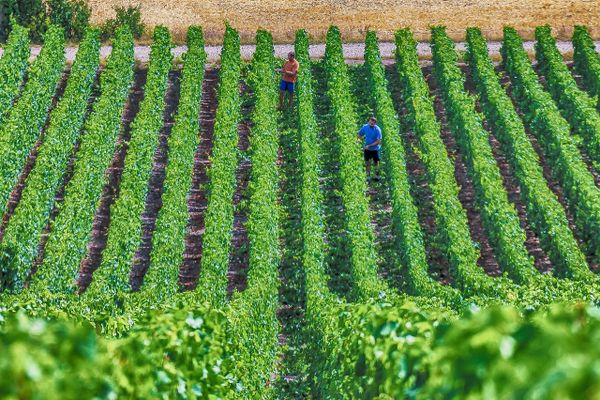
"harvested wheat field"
88,0,600,43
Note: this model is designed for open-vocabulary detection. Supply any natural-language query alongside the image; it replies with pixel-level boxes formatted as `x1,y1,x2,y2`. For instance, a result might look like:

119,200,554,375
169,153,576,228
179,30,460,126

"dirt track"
8,40,600,64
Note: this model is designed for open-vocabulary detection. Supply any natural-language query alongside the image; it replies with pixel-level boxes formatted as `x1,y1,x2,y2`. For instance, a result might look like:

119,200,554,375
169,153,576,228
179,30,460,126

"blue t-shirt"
359,124,382,151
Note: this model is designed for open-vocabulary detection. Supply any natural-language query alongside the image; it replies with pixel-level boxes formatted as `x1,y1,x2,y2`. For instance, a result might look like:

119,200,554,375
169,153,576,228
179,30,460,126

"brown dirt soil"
226,80,252,296
402,127,452,284
88,0,600,44
424,65,503,277
366,180,400,284
77,68,147,292
178,68,219,290
484,122,554,273
574,130,600,188
129,70,182,291
569,62,590,93
0,70,71,241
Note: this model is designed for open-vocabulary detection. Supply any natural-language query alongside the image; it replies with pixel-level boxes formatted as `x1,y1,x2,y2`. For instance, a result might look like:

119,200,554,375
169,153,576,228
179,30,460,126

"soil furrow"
179,68,219,291
226,78,252,296
402,127,451,284
311,62,352,297
578,144,600,188
77,69,147,292
568,62,589,94
274,112,309,397
128,70,182,291
346,64,401,289
424,65,502,277
463,65,553,273
385,64,452,285
366,180,396,285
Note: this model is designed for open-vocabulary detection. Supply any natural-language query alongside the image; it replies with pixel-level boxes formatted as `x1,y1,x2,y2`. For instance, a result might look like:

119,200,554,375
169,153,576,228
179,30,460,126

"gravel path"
6,40,600,63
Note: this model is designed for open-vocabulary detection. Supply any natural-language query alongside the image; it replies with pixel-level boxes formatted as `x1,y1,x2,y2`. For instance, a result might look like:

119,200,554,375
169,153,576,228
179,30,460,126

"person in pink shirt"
276,52,299,110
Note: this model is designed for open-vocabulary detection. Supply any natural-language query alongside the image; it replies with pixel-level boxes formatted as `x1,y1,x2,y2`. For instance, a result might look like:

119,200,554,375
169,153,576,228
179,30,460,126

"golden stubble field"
88,0,600,43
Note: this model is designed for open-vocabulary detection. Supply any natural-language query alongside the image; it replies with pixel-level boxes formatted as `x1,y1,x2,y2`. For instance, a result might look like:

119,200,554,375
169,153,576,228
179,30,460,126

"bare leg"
279,90,285,110
288,92,294,108
366,159,371,177
374,161,380,180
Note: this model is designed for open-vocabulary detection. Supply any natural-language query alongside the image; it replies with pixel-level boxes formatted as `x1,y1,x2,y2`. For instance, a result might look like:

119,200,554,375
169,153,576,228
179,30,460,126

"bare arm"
365,138,381,149
284,63,299,78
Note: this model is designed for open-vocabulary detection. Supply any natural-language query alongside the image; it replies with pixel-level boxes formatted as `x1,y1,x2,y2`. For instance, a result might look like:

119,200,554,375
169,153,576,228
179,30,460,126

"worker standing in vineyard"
276,52,299,110
358,116,382,180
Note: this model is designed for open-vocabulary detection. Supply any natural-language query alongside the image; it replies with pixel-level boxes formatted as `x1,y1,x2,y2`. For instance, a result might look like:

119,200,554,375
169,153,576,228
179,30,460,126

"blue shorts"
279,80,295,93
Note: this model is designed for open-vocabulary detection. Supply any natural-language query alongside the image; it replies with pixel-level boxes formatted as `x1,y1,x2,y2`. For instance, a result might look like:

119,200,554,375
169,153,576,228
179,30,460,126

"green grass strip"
365,30,459,302
573,26,600,106
535,25,600,166
431,26,535,284
395,29,510,298
324,26,387,301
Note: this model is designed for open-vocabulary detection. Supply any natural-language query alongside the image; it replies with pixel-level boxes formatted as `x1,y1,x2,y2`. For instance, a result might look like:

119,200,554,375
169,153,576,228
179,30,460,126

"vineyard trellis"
85,26,174,309
0,25,65,224
0,24,29,128
465,27,590,280
0,20,599,399
142,26,207,303
36,26,135,294
0,28,100,292
502,27,600,265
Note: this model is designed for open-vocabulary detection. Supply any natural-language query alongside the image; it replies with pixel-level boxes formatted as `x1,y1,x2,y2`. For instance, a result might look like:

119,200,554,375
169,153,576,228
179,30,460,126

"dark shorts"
364,149,380,162
280,80,295,93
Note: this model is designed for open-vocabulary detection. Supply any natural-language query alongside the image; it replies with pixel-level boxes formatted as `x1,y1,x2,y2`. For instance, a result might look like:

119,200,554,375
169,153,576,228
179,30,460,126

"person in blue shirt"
358,116,382,180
